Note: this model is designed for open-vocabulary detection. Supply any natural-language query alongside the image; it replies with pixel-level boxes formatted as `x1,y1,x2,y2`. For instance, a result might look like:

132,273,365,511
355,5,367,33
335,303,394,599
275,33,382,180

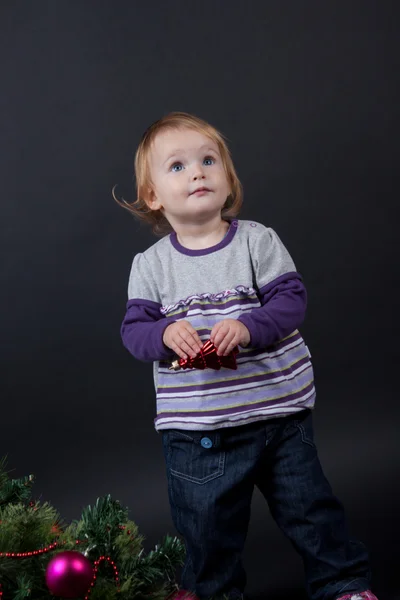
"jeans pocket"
163,430,225,485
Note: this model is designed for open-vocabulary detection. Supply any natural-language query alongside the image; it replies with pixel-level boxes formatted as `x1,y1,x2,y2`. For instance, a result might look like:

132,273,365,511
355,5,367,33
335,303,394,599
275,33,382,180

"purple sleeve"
237,274,307,348
121,299,178,362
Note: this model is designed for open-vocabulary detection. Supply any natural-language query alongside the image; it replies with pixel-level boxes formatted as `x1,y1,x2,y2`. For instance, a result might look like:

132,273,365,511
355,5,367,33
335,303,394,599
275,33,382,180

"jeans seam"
171,451,225,484
170,430,196,442
295,421,315,447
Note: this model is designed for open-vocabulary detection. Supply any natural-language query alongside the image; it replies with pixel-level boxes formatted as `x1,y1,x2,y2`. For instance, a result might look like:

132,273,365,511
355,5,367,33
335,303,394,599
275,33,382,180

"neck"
174,216,229,250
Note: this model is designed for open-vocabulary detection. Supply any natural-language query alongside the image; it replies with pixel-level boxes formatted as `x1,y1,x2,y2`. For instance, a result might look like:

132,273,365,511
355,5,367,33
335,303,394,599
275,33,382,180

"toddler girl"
118,112,377,600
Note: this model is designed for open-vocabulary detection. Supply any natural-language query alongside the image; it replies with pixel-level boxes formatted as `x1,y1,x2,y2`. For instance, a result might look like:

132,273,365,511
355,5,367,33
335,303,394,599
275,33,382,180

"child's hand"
210,319,250,356
163,321,203,360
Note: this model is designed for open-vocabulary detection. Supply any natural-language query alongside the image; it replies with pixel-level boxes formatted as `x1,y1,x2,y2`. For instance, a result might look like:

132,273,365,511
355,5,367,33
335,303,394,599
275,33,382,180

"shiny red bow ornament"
169,339,239,371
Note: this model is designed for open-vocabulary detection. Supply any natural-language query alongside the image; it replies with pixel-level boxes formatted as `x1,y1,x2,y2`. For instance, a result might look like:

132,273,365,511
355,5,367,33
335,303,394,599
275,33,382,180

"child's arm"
121,252,177,362
237,274,307,348
121,299,178,362
237,225,307,348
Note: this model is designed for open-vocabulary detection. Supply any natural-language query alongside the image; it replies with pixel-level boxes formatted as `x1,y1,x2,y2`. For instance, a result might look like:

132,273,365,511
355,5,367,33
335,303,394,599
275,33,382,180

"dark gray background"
1,2,399,598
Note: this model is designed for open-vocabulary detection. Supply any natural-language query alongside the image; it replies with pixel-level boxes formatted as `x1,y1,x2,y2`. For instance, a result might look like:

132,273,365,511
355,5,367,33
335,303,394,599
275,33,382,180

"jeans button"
200,437,213,448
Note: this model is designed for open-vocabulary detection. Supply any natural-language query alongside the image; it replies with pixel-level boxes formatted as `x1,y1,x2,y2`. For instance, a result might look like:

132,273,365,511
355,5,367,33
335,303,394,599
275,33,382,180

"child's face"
147,128,231,227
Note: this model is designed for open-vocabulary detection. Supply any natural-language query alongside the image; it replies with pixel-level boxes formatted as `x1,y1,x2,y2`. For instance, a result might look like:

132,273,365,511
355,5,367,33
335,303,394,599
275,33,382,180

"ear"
146,188,163,211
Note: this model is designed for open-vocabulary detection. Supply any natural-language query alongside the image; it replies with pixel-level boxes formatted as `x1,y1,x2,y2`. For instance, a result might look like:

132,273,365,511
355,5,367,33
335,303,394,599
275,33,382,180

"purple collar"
169,220,239,256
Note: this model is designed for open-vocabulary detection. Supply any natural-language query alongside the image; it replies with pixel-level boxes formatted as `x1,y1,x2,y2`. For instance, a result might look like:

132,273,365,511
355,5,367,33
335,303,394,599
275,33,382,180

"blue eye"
171,162,183,172
203,156,215,166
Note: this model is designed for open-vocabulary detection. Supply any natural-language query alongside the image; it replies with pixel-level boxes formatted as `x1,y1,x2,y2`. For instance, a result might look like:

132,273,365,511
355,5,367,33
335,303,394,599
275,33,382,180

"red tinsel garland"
84,555,120,598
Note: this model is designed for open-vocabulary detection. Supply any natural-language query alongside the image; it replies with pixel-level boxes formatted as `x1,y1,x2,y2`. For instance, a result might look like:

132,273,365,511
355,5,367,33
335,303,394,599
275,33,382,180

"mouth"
190,187,212,195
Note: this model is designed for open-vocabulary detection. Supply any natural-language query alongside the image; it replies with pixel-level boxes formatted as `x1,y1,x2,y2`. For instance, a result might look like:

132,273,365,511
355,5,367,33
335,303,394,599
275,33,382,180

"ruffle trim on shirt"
160,285,257,315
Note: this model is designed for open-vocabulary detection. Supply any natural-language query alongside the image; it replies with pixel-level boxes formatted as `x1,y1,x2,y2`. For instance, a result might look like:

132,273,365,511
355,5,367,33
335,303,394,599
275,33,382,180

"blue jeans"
161,409,371,600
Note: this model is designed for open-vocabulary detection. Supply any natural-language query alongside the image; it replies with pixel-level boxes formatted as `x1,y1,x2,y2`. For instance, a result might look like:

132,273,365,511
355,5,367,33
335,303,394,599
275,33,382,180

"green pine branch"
0,457,34,506
12,573,34,599
0,459,186,599
0,501,63,552
75,494,130,555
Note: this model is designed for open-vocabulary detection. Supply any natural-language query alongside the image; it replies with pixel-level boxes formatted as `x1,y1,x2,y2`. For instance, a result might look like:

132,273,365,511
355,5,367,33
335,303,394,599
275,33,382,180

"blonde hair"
113,111,243,236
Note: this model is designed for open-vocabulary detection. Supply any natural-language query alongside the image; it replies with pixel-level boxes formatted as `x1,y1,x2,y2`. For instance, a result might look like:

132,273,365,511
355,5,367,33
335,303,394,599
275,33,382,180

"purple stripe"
155,396,316,429
157,355,311,395
156,382,315,419
232,331,303,360
157,371,313,415
196,328,215,338
167,296,260,315
237,346,302,366
249,330,303,358
157,366,314,411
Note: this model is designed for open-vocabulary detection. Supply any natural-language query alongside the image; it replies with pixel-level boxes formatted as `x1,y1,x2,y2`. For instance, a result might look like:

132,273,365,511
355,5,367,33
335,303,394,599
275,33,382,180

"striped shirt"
121,219,316,431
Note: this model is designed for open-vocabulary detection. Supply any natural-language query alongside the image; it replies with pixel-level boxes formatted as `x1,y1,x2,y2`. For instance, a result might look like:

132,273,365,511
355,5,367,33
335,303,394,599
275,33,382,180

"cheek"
169,175,187,193
218,171,231,194
156,176,177,197
215,166,228,183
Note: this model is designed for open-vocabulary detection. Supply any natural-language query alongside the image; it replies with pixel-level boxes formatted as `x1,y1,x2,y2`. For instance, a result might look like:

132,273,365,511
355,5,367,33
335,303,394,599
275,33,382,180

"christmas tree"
0,456,189,599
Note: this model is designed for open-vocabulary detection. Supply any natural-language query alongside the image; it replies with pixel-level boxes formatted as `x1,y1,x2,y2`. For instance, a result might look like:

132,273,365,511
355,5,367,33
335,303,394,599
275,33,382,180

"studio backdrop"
1,2,398,598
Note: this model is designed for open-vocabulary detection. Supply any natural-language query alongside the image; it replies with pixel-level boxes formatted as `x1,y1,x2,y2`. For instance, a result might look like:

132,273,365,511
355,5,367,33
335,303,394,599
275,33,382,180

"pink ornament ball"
45,550,93,598
168,590,200,600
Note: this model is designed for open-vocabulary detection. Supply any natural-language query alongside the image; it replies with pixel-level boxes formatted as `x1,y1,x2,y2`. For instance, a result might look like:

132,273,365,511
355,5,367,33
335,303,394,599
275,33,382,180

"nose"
192,163,205,180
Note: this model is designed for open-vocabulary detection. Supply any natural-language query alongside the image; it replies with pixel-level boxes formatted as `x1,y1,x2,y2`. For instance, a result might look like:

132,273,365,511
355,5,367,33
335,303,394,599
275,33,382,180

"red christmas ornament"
169,340,239,371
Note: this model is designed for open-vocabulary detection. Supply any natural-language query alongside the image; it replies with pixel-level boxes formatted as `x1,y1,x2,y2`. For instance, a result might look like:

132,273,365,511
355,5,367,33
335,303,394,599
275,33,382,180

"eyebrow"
163,145,218,166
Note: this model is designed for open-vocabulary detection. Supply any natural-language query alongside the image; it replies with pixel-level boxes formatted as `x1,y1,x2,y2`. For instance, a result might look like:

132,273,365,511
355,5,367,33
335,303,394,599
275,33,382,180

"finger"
213,323,228,347
178,333,201,358
211,321,229,343
182,328,202,353
223,336,239,356
192,331,203,351
170,329,195,359
219,331,238,356
210,322,222,342
169,340,189,360
180,339,197,358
